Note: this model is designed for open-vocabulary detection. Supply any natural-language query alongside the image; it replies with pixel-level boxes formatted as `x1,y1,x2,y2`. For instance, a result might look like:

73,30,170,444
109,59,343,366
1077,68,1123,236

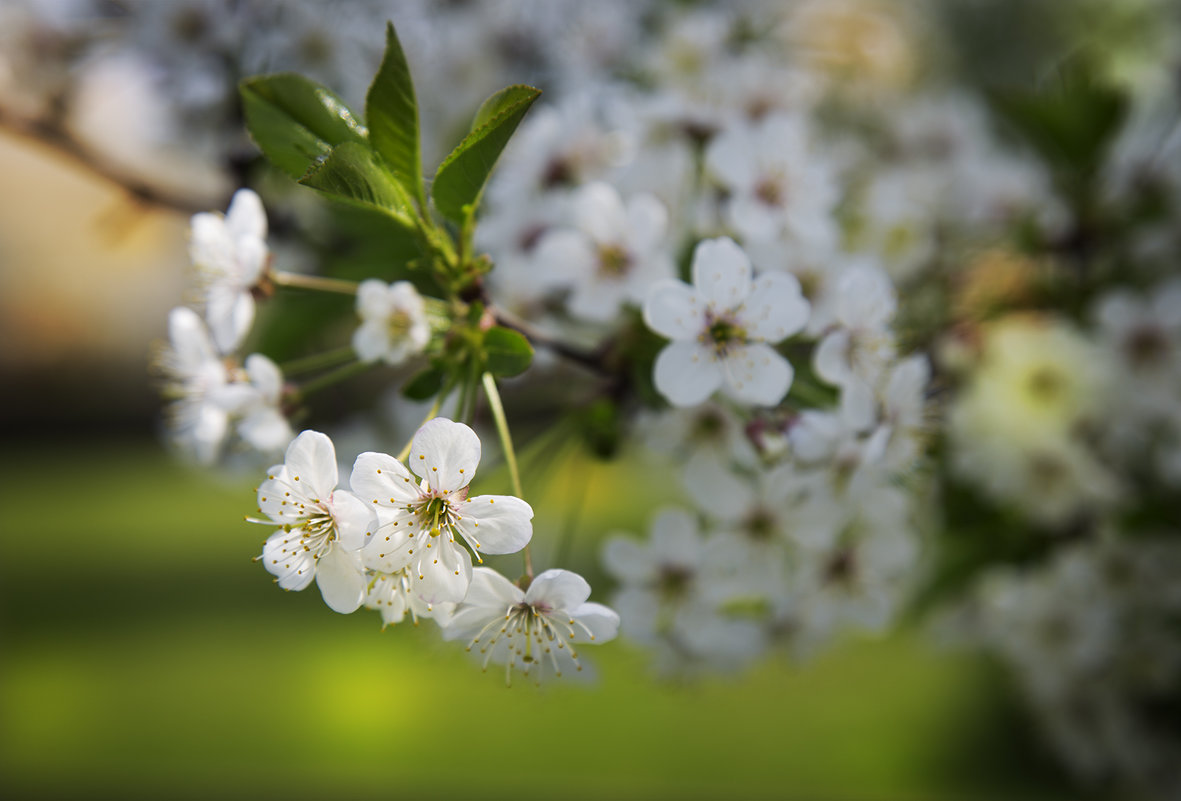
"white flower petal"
410,418,481,492
245,354,284,401
648,507,703,564
238,408,292,453
654,341,724,407
602,537,655,584
574,181,628,244
721,343,793,406
570,602,620,643
352,320,389,363
643,280,702,340
284,431,338,501
527,568,591,610
414,541,472,605
682,451,755,522
814,329,851,386
626,193,669,254
457,495,534,555
691,237,752,309
350,452,421,505
206,286,254,354
743,272,809,343
315,547,365,614
328,489,377,551
533,228,596,289
356,279,392,321
705,126,756,190
168,306,219,368
262,529,316,591
225,188,267,241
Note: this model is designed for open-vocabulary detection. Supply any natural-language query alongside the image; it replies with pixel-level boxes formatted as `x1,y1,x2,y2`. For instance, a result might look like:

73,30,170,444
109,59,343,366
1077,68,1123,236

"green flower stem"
481,371,532,579
279,346,357,376
296,359,372,397
270,270,360,295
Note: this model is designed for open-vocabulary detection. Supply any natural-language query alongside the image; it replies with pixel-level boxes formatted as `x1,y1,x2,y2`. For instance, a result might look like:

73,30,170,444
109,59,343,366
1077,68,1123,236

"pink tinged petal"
602,537,656,584
356,279,392,321
720,343,793,406
328,489,377,551
654,341,724,407
814,329,851,386
225,188,267,241
625,193,669,254
350,451,421,505
456,495,533,555
570,602,620,643
206,286,254,354
414,541,472,605
352,320,389,363
526,568,591,610
643,280,702,340
574,181,628,244
262,529,316,591
284,430,339,500
410,418,481,492
315,546,365,614
743,272,810,343
168,307,219,369
691,237,752,309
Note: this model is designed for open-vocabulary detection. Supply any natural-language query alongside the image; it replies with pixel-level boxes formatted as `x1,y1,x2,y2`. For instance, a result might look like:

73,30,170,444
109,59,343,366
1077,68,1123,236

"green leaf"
366,22,426,208
988,53,1127,184
299,142,413,220
431,85,541,222
240,74,367,180
402,366,446,401
482,326,533,377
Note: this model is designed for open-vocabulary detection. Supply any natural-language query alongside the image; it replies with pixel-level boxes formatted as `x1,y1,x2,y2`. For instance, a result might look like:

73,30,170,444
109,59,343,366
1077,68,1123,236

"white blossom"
253,431,377,614
189,188,269,354
350,418,533,605
441,567,619,683
644,237,810,407
352,279,430,365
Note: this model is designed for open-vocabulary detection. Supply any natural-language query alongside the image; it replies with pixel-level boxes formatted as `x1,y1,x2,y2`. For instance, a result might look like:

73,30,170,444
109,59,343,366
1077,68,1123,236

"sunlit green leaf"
240,73,367,179
299,141,412,220
431,85,541,222
366,22,426,208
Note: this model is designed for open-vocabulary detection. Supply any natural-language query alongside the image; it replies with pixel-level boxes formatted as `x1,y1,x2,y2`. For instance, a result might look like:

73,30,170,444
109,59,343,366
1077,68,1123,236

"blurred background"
2,0,1179,799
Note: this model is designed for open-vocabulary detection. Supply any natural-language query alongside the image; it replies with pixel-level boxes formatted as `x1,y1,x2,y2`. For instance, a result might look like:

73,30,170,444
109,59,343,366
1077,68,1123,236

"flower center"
658,565,694,599
701,312,748,357
597,244,633,278
1125,325,1168,368
387,309,413,340
754,175,786,207
417,495,455,537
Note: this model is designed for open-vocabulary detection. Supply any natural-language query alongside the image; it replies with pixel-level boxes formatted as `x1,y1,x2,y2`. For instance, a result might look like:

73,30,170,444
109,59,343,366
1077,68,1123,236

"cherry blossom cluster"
249,420,619,685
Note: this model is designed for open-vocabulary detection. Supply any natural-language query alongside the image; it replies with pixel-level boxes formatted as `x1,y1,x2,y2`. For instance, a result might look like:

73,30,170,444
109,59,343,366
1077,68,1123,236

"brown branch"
489,306,611,376
0,104,229,215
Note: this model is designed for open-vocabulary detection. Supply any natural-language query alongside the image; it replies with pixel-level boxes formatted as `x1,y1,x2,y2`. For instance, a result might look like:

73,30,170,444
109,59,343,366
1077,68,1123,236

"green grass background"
0,439,1095,800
